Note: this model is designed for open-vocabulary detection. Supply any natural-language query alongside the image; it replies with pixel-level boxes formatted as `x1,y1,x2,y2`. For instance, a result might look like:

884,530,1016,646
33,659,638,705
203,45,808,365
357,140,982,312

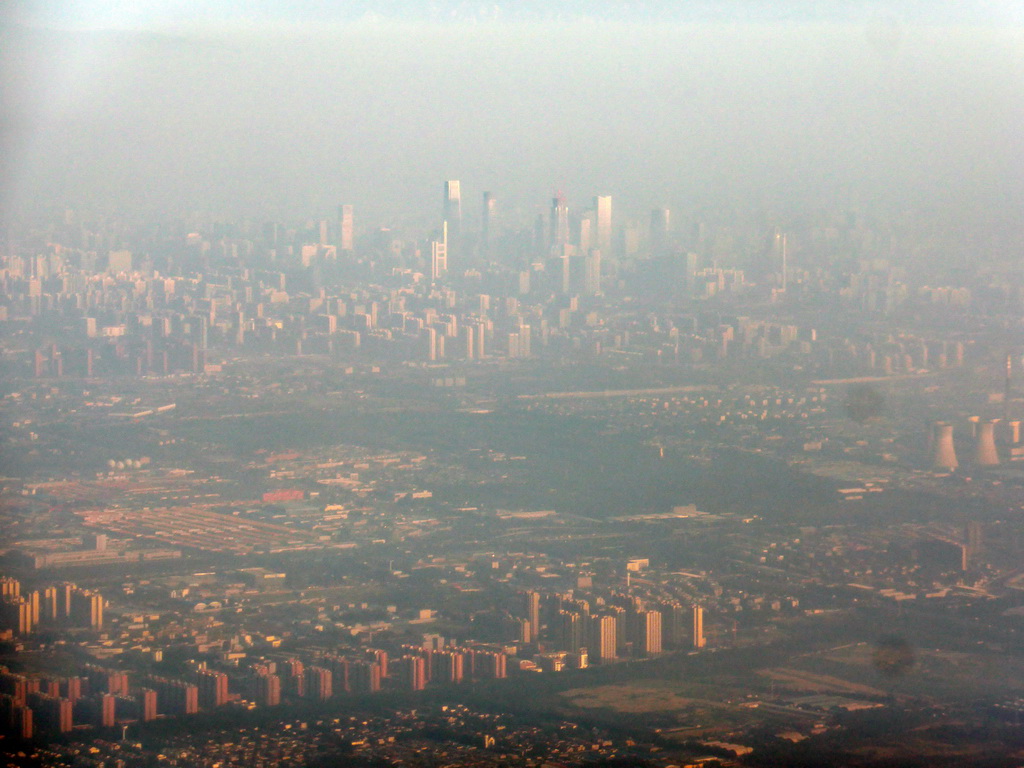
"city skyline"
3,2,1024,764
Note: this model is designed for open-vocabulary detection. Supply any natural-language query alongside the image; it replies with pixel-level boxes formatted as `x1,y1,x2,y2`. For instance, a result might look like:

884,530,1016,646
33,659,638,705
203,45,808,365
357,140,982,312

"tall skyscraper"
771,228,787,290
444,180,461,244
138,688,159,720
766,227,787,290
559,610,585,652
550,195,569,249
594,195,612,253
588,614,618,662
692,604,705,649
253,674,281,707
97,693,116,727
635,609,662,657
481,191,495,254
579,214,593,253
523,590,541,643
441,179,462,268
339,204,354,252
431,221,448,280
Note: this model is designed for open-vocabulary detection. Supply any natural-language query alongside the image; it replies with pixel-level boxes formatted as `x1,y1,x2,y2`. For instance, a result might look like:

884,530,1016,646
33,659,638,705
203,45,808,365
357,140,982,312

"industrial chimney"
931,422,958,472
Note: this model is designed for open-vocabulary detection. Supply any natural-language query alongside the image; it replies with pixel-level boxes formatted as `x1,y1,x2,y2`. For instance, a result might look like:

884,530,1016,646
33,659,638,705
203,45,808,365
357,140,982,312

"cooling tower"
974,420,1000,467
931,422,958,471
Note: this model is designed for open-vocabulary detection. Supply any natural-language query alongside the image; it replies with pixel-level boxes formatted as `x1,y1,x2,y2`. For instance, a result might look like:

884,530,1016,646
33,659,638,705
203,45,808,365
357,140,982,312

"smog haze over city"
3,2,1024,766
4,2,1024,225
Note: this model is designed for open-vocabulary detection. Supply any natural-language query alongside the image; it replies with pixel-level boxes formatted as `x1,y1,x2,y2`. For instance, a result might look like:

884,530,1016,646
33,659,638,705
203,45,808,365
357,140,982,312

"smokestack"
1009,420,1021,445
968,415,980,438
974,420,1000,467
931,422,958,472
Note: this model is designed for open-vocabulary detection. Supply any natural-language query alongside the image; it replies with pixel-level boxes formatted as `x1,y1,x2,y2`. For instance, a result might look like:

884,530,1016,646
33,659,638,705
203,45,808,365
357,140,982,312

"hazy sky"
2,2,1022,229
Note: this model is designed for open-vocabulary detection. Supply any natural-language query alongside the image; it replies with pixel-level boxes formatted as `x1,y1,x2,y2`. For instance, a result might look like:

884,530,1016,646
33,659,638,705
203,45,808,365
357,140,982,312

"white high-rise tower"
594,195,612,253
431,221,448,280
444,181,461,228
339,205,354,252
